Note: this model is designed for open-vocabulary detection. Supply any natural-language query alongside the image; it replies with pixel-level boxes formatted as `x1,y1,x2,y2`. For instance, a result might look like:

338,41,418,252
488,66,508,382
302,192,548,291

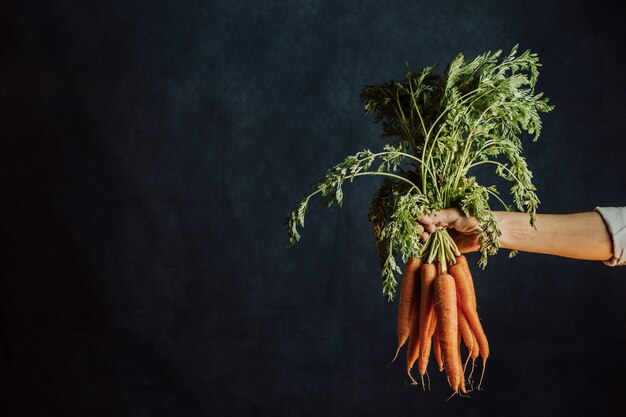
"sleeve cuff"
594,206,626,266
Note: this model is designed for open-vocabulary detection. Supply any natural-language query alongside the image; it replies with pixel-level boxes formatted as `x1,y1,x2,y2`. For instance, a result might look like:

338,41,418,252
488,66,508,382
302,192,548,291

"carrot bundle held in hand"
286,45,553,398
400,257,484,396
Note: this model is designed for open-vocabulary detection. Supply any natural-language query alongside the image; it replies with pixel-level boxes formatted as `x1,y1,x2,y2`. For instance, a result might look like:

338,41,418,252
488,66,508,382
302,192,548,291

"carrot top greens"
286,45,553,300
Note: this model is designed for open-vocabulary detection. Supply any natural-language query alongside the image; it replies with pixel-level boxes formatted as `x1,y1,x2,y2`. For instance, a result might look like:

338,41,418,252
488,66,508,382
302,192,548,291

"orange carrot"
457,303,475,357
391,257,423,363
427,312,437,339
457,304,474,390
464,260,489,391
415,263,437,382
406,336,420,384
448,259,489,358
467,332,480,390
470,332,480,360
449,256,489,389
434,273,461,393
433,320,443,372
458,339,467,395
420,312,438,389
405,278,422,384
455,255,477,309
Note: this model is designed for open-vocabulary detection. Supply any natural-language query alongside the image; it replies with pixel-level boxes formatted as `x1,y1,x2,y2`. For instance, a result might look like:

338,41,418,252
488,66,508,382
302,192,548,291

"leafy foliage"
286,45,554,300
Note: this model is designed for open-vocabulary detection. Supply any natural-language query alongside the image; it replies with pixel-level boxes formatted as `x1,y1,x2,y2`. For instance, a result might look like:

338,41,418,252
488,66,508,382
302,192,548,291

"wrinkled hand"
418,208,481,254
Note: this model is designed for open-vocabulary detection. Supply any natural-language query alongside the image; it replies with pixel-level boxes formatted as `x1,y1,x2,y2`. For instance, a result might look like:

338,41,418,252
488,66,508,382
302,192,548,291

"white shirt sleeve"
594,206,626,266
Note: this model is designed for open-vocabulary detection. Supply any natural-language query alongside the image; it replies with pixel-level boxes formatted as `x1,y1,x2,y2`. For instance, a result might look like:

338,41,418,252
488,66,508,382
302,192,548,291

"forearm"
493,211,613,261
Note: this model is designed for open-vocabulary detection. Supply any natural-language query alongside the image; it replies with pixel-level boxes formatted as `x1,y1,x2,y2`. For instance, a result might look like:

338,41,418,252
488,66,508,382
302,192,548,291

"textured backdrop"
2,0,625,416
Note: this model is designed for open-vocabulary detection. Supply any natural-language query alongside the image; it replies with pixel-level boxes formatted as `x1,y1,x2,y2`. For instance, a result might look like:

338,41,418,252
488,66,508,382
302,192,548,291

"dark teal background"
2,0,625,416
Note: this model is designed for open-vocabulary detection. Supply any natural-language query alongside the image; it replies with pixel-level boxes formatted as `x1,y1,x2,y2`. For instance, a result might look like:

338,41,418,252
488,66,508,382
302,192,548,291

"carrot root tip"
463,351,471,375
444,390,458,403
389,346,401,366
468,358,476,378
477,358,487,391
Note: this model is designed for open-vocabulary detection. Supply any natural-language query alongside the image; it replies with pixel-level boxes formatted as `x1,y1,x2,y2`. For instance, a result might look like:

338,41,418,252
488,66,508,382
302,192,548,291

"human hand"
418,208,481,253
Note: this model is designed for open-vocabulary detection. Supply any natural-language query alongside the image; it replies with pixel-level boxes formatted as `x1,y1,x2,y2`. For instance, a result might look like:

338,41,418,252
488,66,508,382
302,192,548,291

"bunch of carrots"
393,255,488,397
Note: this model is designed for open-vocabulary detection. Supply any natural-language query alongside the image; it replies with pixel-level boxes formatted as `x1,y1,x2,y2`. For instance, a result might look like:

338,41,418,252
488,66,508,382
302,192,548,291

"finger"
420,231,430,243
417,214,438,230
418,212,436,223
420,210,452,228
436,208,462,227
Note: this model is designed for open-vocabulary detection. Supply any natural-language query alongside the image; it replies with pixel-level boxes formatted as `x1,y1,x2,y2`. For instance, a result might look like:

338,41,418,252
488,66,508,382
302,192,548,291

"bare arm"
493,211,612,261
418,209,613,261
